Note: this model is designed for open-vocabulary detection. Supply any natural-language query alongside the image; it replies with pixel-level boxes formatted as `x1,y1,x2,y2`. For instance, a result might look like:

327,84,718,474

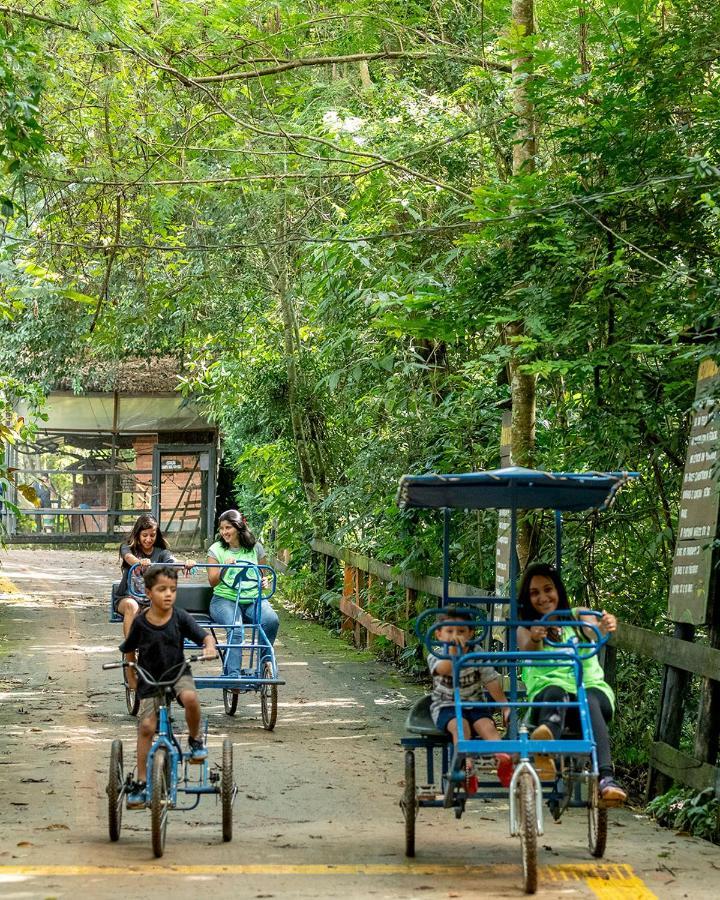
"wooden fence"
311,538,720,797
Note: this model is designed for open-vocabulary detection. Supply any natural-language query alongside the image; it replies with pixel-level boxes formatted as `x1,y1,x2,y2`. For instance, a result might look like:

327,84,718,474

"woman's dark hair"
217,509,256,550
123,513,168,556
517,562,570,621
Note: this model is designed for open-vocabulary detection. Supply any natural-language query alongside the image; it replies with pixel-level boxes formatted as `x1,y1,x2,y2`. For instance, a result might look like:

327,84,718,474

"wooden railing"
311,538,720,796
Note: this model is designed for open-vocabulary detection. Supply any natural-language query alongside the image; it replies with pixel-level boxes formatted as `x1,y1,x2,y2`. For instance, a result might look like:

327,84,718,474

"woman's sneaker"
530,724,557,782
599,776,627,806
188,736,208,764
126,781,146,809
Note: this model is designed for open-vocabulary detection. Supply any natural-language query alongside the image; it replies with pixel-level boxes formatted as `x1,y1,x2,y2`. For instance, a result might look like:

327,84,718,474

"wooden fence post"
341,564,356,636
354,568,367,648
648,622,696,798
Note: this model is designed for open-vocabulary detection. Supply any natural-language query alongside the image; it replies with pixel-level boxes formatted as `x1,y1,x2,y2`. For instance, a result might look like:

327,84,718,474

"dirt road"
1,549,718,899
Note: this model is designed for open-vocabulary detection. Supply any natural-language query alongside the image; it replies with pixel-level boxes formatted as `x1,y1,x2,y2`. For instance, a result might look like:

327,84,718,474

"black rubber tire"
125,685,140,717
151,748,169,858
588,779,608,858
223,688,238,717
402,750,417,858
260,660,278,731
517,770,538,894
221,738,233,842
107,739,123,842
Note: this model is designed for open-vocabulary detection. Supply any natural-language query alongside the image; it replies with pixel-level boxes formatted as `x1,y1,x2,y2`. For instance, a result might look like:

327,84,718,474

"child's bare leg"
178,690,202,740
136,712,156,783
472,717,502,741
117,597,140,688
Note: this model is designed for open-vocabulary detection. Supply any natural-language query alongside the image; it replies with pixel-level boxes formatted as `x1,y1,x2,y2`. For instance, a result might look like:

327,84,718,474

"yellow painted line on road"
0,862,656,893
586,874,658,899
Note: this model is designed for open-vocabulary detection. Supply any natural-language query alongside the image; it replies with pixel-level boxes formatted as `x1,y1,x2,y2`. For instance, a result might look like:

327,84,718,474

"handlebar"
126,561,277,600
102,654,216,686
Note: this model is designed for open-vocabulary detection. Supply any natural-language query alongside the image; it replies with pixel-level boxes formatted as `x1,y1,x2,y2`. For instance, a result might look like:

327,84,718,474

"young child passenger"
517,562,626,804
119,564,217,808
428,608,513,789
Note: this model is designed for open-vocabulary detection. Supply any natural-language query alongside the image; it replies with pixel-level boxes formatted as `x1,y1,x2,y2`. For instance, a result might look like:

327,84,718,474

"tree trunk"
508,0,537,567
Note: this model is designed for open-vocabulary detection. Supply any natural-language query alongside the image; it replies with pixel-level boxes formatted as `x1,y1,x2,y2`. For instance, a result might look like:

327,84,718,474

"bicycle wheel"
221,738,233,842
401,750,417,858
123,666,140,716
260,660,277,731
223,688,238,716
517,770,538,894
588,778,608,858
107,739,123,842
151,749,170,858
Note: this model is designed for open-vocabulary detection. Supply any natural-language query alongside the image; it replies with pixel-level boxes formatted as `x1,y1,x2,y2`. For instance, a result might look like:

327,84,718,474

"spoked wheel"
401,749,417,858
260,660,278,731
221,738,234,842
107,739,124,841
588,778,608,858
151,749,170,858
223,689,238,717
517,770,538,894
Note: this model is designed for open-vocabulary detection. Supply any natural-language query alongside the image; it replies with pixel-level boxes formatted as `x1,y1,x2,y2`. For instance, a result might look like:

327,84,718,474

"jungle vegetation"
0,1,719,777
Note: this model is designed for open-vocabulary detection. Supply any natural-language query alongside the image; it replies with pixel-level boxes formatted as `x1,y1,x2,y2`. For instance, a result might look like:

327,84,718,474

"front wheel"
517,770,538,894
123,666,140,717
260,660,278,731
401,750,417,858
223,688,238,717
588,778,608,858
151,749,170,858
107,739,123,841
221,739,234,842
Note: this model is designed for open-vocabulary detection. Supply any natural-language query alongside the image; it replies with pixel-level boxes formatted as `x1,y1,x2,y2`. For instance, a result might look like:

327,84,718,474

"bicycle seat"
405,695,449,739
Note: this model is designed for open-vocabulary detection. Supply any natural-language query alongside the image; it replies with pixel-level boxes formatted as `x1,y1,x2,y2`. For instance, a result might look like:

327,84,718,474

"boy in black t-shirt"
120,565,217,808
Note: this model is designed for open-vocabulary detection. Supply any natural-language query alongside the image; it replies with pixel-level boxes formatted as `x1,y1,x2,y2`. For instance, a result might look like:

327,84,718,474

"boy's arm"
202,633,218,659
119,617,141,654
428,645,458,677
485,672,511,726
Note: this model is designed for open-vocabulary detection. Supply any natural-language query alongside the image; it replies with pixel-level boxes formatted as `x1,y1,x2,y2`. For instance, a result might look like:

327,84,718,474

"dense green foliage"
0,1,719,770
648,786,720,844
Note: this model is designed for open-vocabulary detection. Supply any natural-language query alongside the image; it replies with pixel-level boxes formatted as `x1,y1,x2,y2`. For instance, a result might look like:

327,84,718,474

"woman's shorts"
137,674,196,721
113,591,149,614
434,705,494,734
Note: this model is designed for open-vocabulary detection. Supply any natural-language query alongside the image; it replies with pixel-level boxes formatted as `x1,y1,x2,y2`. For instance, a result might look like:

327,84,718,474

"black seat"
405,695,449,740
174,584,213,616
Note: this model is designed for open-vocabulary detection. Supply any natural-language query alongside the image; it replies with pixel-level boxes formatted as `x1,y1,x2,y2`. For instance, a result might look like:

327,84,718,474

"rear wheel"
260,660,278,731
107,739,123,841
588,778,608,858
517,770,538,894
401,750,417,858
221,739,233,842
151,749,169,858
223,689,238,716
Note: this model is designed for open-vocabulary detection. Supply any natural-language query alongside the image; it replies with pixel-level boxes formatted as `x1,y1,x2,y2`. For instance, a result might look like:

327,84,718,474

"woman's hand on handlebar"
599,610,617,635
529,625,547,644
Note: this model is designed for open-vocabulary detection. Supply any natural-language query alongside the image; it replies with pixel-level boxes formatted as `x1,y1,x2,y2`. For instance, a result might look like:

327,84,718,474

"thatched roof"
55,357,183,394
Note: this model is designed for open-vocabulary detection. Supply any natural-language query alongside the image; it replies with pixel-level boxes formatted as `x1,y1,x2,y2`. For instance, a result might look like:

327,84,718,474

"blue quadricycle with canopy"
110,560,284,729
397,466,635,894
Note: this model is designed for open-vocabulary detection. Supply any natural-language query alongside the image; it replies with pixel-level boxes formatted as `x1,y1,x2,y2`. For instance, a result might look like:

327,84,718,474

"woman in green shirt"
207,510,279,680
517,562,626,805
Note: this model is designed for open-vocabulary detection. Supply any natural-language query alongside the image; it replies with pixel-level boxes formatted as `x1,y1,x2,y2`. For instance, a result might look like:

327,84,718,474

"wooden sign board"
495,411,513,596
668,359,720,625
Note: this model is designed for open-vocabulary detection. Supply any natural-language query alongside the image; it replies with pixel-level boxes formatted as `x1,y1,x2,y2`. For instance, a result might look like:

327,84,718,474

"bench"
110,581,214,623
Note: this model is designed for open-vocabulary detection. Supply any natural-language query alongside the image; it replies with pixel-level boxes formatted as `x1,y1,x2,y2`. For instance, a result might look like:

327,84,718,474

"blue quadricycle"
110,561,285,728
102,656,236,857
397,467,635,894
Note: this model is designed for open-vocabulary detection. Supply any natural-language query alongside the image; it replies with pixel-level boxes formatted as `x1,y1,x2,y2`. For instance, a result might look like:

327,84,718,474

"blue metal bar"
442,508,450,607
508,506,518,738
555,510,563,575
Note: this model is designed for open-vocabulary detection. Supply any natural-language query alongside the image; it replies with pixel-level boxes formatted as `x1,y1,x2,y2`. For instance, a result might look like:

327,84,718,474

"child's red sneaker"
496,753,514,788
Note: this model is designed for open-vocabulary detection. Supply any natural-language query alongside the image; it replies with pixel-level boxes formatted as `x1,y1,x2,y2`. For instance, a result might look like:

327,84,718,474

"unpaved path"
1,548,718,899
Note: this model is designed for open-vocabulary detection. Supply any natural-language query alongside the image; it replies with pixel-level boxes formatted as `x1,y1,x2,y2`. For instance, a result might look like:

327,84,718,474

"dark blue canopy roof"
396,467,636,512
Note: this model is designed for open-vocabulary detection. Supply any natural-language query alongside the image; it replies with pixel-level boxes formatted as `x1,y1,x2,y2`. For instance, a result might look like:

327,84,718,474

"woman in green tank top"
517,562,626,805
207,510,279,680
